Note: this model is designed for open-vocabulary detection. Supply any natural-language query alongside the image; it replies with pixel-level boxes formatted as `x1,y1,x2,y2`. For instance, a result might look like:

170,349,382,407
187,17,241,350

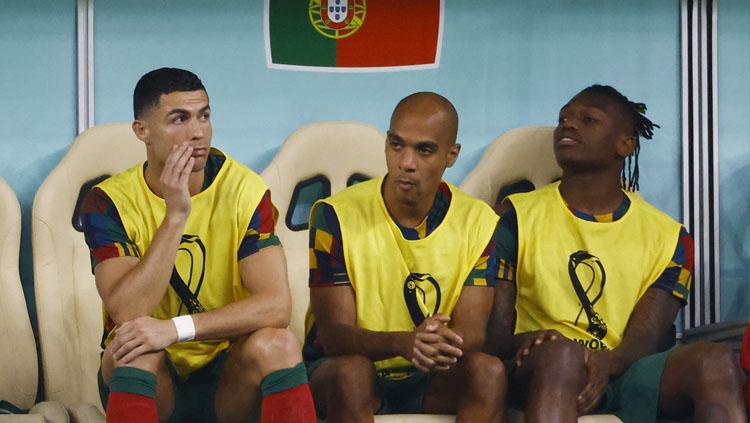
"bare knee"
320,355,377,403
689,342,742,388
101,347,166,383
309,355,378,418
529,339,586,386
326,355,376,392
461,351,507,395
237,328,302,376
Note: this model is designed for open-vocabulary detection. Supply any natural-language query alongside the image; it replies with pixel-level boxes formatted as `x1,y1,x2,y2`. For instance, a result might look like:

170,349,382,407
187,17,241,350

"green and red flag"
265,0,443,72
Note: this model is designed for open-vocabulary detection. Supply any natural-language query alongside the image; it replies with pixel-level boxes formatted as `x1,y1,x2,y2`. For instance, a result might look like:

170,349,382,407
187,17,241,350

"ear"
132,120,149,146
446,143,461,168
616,135,636,158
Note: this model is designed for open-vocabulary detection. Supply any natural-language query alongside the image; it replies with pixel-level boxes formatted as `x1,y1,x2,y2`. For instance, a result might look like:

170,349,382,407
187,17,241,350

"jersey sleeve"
79,187,140,271
494,206,519,285
649,226,694,304
238,189,281,260
309,202,350,287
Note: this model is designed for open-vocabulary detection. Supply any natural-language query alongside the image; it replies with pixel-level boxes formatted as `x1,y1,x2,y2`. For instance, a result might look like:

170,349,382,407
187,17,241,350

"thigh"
421,366,462,414
656,343,707,421
308,356,380,416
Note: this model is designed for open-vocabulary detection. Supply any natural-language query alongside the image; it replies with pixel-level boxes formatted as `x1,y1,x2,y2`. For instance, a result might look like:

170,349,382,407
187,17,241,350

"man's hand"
160,143,195,221
109,316,178,364
515,329,562,367
577,349,613,414
410,314,464,372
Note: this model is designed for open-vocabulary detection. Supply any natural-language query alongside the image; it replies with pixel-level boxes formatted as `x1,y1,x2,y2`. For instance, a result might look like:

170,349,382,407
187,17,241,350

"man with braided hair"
486,84,747,422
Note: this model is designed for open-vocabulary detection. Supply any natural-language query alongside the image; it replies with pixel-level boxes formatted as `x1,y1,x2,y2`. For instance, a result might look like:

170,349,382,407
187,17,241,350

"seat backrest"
0,178,38,409
261,121,386,341
32,123,145,407
460,126,561,206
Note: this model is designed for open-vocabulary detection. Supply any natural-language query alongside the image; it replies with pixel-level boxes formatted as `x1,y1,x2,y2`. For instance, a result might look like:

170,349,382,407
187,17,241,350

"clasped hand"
409,314,464,372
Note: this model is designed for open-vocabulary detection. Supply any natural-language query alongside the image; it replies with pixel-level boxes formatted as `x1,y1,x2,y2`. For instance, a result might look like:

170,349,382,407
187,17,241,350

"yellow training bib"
510,182,681,350
98,148,267,377
310,177,498,375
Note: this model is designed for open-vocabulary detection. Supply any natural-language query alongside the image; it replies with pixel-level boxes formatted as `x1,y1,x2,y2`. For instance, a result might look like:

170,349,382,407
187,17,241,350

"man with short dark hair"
487,84,747,423
304,92,507,422
81,67,316,423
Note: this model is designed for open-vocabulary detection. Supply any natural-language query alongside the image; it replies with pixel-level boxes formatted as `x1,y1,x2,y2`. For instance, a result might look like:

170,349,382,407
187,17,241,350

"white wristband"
172,315,195,342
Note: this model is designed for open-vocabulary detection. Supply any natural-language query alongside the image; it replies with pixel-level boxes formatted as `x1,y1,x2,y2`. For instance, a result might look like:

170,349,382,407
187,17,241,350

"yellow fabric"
311,177,498,375
97,148,267,377
510,182,681,351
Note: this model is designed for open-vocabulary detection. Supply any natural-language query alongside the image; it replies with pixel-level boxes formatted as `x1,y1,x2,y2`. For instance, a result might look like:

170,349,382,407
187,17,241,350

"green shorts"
98,352,228,423
506,348,673,423
307,359,434,415
602,349,673,423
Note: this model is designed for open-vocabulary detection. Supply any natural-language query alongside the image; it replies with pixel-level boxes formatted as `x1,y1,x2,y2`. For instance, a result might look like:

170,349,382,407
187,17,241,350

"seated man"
486,84,747,423
80,68,316,423
304,92,507,422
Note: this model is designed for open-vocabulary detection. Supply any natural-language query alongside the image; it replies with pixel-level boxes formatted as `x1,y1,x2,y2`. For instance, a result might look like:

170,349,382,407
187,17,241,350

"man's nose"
189,118,204,139
399,148,416,172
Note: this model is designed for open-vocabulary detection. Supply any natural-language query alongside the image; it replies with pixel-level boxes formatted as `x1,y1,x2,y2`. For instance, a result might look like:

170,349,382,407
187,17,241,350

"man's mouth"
555,136,580,147
396,178,416,191
191,147,208,158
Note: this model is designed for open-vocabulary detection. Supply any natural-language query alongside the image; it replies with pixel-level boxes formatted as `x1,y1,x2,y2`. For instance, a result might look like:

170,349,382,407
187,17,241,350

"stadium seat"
32,123,145,422
0,177,69,422
260,121,387,343
460,126,560,207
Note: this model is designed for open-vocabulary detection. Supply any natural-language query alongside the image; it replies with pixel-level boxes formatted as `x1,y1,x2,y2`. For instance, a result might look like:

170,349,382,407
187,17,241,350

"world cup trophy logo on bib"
308,0,366,39
172,234,207,315
568,250,608,340
403,273,442,327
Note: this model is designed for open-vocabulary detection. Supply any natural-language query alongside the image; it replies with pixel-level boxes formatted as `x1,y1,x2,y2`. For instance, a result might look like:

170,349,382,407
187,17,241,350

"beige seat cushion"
260,120,387,341
32,123,144,410
460,126,560,205
0,178,38,409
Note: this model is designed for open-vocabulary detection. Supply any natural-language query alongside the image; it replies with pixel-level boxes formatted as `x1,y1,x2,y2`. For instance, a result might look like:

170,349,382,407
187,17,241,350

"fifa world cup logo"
403,273,442,327
568,251,608,340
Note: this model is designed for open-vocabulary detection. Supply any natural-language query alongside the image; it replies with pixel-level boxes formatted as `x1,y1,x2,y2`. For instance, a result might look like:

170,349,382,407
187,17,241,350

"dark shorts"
99,352,228,423
307,359,435,415
506,349,673,423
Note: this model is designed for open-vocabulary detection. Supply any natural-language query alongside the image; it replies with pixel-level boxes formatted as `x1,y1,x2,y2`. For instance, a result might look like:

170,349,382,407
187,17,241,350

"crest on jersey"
309,0,366,39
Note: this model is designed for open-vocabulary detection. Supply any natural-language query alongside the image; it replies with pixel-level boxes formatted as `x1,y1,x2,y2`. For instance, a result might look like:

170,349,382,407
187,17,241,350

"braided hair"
579,84,660,191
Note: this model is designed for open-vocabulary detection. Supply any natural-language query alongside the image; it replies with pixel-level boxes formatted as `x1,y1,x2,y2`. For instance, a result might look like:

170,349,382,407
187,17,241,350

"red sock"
260,363,316,423
106,391,158,423
261,383,316,423
105,367,158,423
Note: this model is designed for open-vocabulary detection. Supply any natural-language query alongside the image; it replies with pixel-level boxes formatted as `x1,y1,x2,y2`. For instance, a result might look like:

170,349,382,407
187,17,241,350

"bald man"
303,92,507,422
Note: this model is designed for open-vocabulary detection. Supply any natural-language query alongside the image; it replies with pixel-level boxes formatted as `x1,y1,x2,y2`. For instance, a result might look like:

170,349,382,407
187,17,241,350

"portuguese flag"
265,0,443,71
